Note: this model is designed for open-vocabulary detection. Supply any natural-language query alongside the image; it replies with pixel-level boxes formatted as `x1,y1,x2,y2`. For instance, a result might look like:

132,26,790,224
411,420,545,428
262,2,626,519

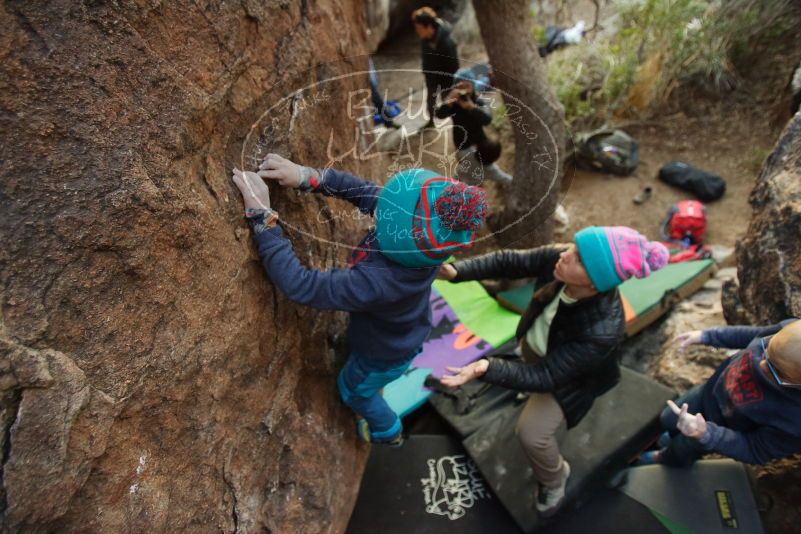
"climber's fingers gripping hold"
258,153,303,189
232,168,271,211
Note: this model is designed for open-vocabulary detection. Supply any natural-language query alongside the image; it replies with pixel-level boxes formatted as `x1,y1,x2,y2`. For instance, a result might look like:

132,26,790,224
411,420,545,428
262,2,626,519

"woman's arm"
450,246,565,282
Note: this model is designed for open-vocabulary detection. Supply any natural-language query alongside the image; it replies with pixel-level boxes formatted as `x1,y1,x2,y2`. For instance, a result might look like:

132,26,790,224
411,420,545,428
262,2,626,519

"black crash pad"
621,460,763,533
346,434,521,534
432,367,674,532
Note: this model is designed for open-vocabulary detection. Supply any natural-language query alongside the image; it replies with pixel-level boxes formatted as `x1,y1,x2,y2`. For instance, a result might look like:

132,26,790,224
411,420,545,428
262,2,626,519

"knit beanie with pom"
574,226,669,292
375,168,488,267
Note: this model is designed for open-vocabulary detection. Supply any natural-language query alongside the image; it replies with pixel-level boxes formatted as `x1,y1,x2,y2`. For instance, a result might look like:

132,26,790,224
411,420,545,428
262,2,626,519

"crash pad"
346,434,521,534
384,283,519,418
621,460,763,534
496,260,717,336
443,367,674,533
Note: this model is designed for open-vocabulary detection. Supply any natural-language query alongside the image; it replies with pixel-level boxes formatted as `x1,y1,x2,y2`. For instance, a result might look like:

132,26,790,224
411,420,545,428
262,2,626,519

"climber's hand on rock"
257,153,304,188
673,330,703,352
440,359,488,388
667,399,707,439
232,168,271,210
437,263,458,281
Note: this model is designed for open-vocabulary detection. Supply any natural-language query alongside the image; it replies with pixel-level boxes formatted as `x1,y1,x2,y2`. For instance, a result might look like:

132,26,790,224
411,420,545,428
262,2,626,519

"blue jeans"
660,385,707,467
337,352,416,439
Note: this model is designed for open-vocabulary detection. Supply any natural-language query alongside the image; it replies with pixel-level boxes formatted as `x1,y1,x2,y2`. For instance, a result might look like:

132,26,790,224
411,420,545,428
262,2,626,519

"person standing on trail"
412,6,459,129
438,227,668,516
231,156,487,446
639,319,801,466
436,67,512,183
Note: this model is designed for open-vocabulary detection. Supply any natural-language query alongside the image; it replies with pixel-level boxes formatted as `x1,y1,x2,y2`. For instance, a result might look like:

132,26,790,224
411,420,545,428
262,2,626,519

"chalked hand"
258,153,318,190
232,168,271,210
667,399,707,439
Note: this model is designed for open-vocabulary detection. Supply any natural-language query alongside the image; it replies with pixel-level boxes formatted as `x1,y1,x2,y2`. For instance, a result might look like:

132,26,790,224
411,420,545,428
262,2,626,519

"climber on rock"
231,155,488,447
436,67,512,183
437,227,669,516
639,318,801,466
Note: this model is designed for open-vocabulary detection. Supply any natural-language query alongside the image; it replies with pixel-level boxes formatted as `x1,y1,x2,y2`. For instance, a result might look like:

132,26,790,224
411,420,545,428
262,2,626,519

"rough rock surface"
647,269,737,392
730,112,801,323
1,2,379,532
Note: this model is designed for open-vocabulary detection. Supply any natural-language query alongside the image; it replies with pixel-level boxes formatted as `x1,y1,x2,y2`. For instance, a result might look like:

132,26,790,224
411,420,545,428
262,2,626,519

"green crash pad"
496,260,717,336
432,280,520,347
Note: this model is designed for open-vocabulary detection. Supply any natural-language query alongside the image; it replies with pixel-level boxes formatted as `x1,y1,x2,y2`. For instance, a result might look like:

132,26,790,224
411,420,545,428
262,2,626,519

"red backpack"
662,200,707,244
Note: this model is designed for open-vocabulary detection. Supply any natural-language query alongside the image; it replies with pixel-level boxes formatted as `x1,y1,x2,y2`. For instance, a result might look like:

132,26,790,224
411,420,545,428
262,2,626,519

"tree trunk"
472,0,567,248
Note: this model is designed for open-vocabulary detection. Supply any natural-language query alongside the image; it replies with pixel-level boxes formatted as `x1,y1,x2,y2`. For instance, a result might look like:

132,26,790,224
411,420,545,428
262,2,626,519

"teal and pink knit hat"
574,226,669,292
375,168,488,267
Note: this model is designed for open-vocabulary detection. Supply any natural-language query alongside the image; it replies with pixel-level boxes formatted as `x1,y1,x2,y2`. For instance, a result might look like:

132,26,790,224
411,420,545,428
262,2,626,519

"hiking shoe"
636,449,664,466
536,460,570,517
633,186,653,205
356,418,404,447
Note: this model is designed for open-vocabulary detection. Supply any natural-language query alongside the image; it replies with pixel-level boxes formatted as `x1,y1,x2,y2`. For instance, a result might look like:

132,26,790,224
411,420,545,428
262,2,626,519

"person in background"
436,68,512,183
439,227,668,516
412,6,459,129
640,319,801,466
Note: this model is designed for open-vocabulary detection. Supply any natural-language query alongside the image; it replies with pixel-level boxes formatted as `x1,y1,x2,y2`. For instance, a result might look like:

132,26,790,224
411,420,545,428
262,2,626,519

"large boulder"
1,2,378,532
731,113,801,323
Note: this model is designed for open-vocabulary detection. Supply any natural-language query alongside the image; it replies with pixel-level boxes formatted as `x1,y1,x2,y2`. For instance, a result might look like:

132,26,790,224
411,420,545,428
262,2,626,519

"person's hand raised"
667,399,707,439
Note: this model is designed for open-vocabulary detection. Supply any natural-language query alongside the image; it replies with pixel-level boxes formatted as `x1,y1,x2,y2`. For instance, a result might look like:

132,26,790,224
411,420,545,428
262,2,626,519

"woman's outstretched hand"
232,168,271,210
440,359,489,388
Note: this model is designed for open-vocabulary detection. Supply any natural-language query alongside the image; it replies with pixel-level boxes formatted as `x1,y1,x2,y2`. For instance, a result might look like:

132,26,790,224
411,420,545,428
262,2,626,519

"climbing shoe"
356,418,404,448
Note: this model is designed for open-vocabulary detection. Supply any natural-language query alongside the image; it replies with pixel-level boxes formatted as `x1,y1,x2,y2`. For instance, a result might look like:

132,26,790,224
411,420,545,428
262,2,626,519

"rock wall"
1,2,379,532
732,112,801,323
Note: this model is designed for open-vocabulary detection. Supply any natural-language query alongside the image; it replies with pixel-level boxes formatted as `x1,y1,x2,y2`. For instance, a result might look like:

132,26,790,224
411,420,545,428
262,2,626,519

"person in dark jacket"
412,7,459,128
639,318,801,466
436,68,512,183
439,226,668,516
231,155,487,446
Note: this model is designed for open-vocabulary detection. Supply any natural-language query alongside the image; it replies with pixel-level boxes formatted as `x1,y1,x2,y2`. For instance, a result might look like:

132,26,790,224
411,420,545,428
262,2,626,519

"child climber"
231,154,488,446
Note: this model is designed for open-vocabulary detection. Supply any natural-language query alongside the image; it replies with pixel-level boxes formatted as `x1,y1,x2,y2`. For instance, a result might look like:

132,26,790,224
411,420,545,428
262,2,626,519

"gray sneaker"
536,460,571,517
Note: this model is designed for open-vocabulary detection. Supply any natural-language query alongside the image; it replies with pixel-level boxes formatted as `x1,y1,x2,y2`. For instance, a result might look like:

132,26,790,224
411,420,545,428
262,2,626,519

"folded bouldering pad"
384,281,519,418
496,260,717,337
346,434,521,534
431,367,674,532
621,460,763,534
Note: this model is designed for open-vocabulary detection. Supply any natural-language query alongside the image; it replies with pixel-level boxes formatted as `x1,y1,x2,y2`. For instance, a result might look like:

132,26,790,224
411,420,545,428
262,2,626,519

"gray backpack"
574,128,639,176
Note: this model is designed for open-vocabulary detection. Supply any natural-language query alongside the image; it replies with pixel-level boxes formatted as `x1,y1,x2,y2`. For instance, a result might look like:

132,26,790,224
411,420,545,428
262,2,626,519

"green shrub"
543,0,797,125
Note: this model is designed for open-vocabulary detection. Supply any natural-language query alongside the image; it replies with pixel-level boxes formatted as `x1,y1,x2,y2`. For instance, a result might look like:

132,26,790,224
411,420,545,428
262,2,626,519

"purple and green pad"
384,280,519,418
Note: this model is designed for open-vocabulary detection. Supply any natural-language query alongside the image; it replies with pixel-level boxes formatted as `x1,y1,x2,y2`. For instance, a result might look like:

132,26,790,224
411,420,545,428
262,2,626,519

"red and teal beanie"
375,168,488,267
574,226,669,292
